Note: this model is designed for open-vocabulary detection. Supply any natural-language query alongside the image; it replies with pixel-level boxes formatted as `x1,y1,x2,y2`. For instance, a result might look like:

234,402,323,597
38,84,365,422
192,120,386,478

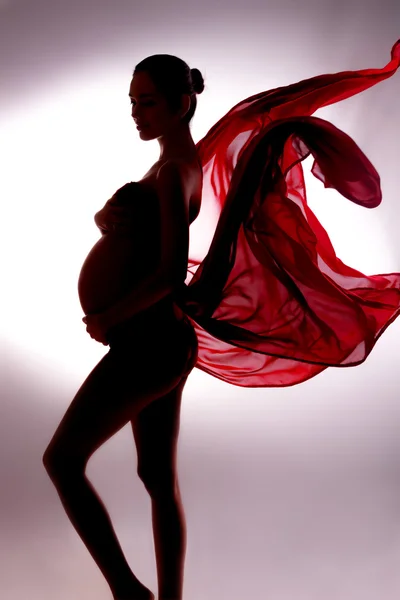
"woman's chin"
138,126,153,139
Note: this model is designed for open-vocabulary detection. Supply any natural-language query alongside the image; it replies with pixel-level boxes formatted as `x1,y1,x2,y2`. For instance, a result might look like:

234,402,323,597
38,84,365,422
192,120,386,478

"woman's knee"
42,442,87,482
138,463,178,496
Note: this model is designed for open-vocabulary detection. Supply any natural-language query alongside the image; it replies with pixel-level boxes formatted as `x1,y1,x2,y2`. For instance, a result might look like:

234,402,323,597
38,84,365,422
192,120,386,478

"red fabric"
174,40,400,387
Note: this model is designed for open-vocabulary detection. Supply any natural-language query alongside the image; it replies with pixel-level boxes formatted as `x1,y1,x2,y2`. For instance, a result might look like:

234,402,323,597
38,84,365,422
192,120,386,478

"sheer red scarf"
174,40,400,387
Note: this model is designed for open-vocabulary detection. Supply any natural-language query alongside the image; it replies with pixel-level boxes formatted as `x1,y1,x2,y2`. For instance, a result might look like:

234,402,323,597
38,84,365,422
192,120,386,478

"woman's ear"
180,94,191,119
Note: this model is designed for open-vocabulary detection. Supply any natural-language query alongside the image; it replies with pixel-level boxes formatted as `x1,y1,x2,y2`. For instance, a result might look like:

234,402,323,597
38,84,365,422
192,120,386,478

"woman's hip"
105,298,198,378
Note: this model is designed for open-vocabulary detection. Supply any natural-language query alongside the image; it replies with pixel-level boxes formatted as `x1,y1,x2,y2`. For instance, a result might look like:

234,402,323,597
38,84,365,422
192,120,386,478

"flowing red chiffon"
173,39,400,387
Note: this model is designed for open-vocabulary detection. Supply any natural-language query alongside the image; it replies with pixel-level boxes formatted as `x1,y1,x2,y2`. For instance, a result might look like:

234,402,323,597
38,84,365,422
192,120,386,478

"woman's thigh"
44,317,198,467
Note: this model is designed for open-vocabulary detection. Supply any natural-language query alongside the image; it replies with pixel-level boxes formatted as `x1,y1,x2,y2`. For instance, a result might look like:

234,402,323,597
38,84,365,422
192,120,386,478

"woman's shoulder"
139,156,198,193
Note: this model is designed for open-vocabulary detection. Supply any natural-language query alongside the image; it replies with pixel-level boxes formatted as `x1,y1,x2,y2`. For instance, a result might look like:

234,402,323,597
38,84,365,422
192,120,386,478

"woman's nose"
131,107,141,118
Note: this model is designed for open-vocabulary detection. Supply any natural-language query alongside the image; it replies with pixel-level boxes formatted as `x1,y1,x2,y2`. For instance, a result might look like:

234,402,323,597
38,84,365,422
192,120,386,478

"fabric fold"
173,40,400,387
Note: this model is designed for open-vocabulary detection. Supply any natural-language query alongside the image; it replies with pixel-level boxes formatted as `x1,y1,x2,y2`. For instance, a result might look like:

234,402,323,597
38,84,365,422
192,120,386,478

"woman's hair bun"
190,68,205,94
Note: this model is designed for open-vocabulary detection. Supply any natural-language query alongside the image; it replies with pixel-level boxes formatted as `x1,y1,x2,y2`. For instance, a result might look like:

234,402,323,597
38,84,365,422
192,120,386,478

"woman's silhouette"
43,56,204,600
43,42,400,600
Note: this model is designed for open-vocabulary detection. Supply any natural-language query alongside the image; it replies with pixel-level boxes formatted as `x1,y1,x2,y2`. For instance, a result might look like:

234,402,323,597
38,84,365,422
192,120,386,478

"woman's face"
129,71,179,140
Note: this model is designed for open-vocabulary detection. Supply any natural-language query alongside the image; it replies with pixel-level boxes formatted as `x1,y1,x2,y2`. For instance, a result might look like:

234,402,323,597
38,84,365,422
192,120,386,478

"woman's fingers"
96,201,133,230
110,205,132,225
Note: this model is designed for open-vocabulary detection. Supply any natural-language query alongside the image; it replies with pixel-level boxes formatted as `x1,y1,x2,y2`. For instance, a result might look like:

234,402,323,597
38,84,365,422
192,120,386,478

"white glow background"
1,1,400,599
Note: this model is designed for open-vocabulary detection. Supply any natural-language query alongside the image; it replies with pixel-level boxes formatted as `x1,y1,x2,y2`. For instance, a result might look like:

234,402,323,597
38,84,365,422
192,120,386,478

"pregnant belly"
78,233,151,315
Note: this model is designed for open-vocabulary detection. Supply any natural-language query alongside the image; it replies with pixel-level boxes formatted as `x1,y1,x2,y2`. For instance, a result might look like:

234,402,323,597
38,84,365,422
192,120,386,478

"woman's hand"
94,199,133,232
82,313,110,345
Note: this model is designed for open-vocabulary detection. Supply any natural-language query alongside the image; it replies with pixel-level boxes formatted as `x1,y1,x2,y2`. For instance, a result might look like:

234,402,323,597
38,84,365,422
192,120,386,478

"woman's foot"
114,582,155,600
115,593,154,600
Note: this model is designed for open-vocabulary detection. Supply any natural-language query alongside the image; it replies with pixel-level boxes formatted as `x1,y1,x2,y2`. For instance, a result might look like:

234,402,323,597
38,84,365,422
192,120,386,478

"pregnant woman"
43,55,204,600
43,41,400,600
